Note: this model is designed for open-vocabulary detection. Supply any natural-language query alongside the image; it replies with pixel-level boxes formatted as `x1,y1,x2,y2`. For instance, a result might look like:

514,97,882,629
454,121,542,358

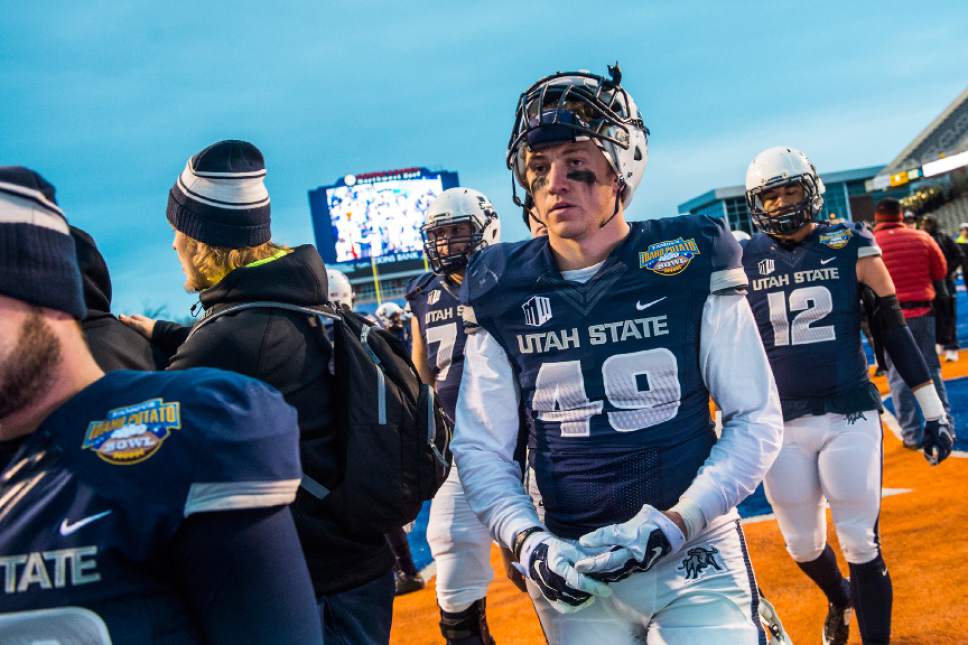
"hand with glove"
513,528,611,614
573,504,686,583
923,416,955,465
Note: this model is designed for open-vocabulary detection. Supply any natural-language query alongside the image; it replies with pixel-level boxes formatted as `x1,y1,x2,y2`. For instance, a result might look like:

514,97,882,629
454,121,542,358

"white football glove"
575,504,686,583
517,531,612,614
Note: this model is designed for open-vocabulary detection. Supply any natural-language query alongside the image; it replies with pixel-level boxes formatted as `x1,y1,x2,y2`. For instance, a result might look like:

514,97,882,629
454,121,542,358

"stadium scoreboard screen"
308,167,459,277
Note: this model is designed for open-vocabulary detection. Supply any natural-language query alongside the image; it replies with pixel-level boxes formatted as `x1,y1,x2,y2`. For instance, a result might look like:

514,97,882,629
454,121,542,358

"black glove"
923,417,954,465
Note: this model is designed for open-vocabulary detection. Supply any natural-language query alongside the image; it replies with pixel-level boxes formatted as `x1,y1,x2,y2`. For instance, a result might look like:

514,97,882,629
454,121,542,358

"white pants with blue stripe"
527,513,765,645
764,410,882,565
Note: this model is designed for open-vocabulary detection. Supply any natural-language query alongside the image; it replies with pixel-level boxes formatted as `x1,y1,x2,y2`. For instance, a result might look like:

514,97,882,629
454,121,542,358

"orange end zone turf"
392,360,968,644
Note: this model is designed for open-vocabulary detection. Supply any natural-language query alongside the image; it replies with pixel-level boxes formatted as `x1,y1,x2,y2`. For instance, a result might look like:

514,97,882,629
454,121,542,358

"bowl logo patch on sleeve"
82,398,182,465
639,237,700,276
819,228,852,250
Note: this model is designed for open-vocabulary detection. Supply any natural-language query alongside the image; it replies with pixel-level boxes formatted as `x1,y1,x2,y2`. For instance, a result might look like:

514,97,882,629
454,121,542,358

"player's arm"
452,327,609,612
410,315,433,385
680,291,784,534
451,327,538,548
857,255,953,464
171,506,323,644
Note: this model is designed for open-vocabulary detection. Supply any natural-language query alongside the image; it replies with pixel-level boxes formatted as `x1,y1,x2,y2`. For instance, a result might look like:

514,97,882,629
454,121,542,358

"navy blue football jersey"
406,272,467,421
741,222,882,420
0,369,301,643
462,215,747,539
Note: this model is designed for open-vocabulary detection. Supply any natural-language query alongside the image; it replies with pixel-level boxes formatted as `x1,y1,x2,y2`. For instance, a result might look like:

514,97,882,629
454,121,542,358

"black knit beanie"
0,166,86,319
166,139,271,248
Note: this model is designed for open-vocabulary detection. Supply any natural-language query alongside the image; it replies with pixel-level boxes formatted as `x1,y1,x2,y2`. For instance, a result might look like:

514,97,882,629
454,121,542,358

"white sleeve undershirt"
452,291,783,546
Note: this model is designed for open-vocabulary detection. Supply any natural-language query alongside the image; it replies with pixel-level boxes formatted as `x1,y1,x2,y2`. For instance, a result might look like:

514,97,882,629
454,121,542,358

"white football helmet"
375,301,404,328
507,63,649,209
745,146,825,236
421,187,500,274
326,268,353,309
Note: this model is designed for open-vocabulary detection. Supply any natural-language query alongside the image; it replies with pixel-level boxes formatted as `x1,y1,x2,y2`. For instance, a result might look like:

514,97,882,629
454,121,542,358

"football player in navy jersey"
740,147,953,645
407,187,501,644
450,64,784,644
0,167,322,644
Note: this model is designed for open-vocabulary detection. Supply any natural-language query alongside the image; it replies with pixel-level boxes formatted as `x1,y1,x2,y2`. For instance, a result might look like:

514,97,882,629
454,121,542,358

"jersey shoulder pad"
463,238,537,305
173,368,301,516
663,214,748,292
461,238,543,332
405,271,438,302
76,369,300,518
849,221,881,257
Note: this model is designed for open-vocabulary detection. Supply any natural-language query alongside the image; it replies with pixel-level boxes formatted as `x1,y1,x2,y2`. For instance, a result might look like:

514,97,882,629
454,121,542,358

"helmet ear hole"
634,146,643,161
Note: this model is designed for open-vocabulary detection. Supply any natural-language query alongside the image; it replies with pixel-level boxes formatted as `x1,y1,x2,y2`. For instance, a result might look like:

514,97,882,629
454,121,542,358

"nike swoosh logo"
645,545,664,568
636,297,667,311
59,510,112,536
820,257,836,265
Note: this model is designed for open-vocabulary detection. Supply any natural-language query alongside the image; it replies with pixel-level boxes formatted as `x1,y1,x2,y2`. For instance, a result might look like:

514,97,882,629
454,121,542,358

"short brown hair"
183,237,289,290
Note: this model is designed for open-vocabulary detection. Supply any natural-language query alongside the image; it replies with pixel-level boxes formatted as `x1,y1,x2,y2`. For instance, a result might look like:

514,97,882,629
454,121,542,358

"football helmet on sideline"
421,187,500,275
326,268,353,309
507,63,650,211
745,146,825,236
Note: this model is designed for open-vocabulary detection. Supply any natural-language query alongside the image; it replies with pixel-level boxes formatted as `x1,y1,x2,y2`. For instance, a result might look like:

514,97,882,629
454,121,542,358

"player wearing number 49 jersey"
740,146,954,645
452,64,784,644
407,187,502,645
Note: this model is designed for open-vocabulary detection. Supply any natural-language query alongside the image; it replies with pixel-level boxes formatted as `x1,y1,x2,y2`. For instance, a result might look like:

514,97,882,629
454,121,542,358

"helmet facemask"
421,215,484,274
506,65,649,227
747,174,822,236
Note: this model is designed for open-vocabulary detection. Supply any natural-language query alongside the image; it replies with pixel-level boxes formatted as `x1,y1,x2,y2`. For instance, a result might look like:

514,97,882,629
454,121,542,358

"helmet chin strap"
598,177,626,229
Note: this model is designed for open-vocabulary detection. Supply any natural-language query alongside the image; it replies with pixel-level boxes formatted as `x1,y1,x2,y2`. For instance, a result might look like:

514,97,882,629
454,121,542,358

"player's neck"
773,222,816,245
550,217,630,271
0,347,105,441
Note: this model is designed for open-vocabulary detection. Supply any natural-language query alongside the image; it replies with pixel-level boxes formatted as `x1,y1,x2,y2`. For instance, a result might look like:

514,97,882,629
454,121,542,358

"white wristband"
668,497,707,540
913,384,946,421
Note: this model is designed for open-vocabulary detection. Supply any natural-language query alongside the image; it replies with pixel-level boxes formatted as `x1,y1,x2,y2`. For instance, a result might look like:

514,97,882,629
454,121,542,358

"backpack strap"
186,300,339,341
184,300,340,501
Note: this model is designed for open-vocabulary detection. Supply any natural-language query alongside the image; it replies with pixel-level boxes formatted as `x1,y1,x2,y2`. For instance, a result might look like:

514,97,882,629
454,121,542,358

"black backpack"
188,301,452,533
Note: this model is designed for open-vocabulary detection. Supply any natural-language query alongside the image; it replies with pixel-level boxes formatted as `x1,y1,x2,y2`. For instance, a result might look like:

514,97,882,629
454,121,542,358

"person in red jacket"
873,198,954,448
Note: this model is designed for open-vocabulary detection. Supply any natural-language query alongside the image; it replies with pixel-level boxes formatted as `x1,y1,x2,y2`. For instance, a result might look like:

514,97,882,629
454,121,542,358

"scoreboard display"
308,167,459,271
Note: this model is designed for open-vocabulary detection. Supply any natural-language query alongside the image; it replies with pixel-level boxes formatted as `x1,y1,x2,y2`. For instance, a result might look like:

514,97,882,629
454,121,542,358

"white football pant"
427,467,494,613
764,411,882,564
527,514,764,645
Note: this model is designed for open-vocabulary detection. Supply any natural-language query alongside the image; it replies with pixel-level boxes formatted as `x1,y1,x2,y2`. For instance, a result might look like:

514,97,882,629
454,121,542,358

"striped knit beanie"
0,167,86,319
166,140,271,248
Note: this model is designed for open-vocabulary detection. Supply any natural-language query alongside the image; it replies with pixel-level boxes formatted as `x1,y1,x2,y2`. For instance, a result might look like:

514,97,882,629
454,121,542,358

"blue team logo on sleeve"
82,398,182,465
819,228,852,249
639,237,701,276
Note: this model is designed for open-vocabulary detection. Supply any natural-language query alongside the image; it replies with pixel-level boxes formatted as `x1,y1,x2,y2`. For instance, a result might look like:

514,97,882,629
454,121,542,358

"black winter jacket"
153,245,394,596
71,227,168,371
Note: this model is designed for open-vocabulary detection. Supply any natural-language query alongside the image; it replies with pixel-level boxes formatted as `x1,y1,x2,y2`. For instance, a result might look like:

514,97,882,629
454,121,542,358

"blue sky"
2,2,966,316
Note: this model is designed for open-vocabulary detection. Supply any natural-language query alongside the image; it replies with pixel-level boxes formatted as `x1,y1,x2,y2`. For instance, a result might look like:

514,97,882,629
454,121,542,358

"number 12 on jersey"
767,285,836,347
531,348,681,437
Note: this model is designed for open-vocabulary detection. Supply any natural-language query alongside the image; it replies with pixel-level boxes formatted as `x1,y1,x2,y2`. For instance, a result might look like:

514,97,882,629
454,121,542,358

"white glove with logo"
517,530,612,614
574,504,686,583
